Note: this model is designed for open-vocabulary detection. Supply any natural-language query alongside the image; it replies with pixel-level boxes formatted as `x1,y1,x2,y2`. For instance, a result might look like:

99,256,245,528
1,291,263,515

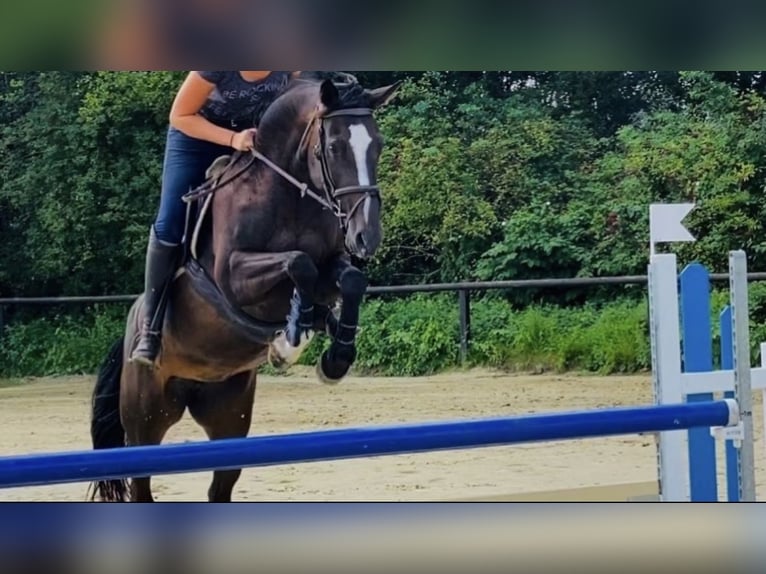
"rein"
182,107,379,232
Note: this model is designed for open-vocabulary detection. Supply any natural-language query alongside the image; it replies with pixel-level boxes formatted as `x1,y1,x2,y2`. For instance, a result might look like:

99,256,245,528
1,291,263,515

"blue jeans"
154,126,231,244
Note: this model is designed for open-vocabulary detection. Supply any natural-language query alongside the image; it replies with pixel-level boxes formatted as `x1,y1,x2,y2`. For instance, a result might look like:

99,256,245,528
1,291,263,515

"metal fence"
3,272,766,362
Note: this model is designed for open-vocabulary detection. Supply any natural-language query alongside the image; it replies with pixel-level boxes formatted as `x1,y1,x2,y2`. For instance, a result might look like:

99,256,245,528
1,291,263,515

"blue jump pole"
0,400,737,489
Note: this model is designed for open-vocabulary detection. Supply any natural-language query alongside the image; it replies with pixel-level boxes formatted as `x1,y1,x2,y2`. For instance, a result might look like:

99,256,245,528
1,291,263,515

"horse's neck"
200,100,325,253
256,117,317,206
259,110,314,180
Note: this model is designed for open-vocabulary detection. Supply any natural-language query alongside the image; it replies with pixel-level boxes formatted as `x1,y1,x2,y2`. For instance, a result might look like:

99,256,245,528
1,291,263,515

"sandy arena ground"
0,368,762,501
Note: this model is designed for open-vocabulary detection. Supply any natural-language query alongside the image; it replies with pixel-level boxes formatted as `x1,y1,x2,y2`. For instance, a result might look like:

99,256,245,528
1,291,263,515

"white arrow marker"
649,203,696,257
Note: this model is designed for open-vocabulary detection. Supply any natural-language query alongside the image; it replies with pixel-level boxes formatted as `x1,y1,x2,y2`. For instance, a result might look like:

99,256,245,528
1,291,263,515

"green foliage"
368,136,497,284
0,297,653,379
351,296,460,376
5,71,766,378
579,71,766,277
296,295,460,376
7,287,766,378
557,302,651,374
469,297,651,374
0,306,126,377
5,71,766,298
475,201,593,283
0,72,180,297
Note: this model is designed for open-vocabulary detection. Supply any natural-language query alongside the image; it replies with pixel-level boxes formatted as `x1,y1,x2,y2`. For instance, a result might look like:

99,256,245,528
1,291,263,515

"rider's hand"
230,128,257,151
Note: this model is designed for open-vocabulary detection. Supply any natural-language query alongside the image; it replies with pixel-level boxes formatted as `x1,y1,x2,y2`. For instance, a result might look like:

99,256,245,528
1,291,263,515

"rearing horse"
89,75,401,502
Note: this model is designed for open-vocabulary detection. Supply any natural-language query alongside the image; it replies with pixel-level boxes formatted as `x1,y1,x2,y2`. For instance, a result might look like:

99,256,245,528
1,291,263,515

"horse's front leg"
315,256,368,384
229,250,318,353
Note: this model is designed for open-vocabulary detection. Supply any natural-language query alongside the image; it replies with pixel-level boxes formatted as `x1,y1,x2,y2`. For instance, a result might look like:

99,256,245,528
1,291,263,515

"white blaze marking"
348,123,372,185
348,123,373,223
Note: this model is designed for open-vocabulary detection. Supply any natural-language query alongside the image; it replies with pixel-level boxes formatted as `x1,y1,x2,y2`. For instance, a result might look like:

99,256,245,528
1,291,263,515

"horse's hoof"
316,349,353,385
316,359,343,385
267,344,289,371
270,330,313,368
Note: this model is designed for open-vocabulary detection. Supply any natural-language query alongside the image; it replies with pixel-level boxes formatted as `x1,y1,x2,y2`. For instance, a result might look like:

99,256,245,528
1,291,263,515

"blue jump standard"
0,401,735,489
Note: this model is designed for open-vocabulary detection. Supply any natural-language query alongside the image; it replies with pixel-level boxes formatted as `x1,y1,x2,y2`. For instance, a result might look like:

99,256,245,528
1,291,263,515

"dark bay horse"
89,75,401,501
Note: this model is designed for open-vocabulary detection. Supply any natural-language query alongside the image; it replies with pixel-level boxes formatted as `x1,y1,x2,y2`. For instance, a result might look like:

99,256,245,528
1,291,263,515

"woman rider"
130,71,300,366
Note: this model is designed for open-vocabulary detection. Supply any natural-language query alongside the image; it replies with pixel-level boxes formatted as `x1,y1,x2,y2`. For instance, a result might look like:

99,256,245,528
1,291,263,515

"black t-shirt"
197,71,292,128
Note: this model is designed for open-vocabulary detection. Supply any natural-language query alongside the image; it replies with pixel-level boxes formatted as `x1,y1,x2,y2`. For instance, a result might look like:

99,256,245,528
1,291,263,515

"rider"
130,71,299,366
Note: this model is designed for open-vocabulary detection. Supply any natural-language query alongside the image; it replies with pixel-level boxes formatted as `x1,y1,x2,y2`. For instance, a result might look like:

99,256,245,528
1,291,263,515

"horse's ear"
366,81,403,109
320,79,341,110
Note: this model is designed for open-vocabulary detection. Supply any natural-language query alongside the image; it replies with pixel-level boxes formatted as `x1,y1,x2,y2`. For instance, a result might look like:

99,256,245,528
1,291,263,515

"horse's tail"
88,336,129,502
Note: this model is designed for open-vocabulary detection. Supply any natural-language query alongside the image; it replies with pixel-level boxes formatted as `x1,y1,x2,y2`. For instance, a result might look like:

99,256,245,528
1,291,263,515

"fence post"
458,289,471,364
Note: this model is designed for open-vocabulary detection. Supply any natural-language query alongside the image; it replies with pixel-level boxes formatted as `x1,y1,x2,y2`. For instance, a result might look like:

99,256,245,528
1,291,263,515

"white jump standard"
649,203,756,501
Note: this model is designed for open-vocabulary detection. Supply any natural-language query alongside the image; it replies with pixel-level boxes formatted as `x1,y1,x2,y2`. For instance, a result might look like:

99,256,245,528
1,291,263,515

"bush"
0,306,126,377
469,297,650,374
13,287,766,380
350,295,460,376
557,301,651,374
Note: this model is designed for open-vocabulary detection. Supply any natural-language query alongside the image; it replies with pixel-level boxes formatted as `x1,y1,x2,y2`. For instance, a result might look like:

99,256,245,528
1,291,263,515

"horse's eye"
327,142,339,154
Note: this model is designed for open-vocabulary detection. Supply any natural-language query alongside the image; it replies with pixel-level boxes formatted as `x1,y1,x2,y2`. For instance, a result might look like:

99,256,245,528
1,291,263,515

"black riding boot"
129,227,180,366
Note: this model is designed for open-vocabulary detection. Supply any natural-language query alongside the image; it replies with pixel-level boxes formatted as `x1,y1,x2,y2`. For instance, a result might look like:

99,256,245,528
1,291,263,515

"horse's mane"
292,72,371,108
253,72,372,172
257,73,370,139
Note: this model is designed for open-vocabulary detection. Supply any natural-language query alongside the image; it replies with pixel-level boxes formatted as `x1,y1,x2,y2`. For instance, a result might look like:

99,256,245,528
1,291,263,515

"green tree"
0,71,182,297
580,71,766,276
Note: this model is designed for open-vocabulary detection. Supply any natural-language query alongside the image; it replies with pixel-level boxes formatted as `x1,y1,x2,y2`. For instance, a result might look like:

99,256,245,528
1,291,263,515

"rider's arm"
169,72,240,148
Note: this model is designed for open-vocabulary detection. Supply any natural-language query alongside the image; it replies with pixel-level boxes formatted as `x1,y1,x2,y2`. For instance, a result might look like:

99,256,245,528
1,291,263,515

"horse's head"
304,77,401,259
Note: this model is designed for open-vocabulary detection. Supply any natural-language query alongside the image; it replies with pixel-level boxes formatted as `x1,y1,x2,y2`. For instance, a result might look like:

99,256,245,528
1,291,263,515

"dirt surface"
0,368,762,501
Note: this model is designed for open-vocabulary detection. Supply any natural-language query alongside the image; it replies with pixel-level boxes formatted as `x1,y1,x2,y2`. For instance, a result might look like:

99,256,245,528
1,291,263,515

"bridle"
313,107,381,231
183,106,381,233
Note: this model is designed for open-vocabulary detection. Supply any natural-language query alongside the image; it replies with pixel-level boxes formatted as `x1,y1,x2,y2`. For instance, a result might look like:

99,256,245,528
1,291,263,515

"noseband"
314,107,381,230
